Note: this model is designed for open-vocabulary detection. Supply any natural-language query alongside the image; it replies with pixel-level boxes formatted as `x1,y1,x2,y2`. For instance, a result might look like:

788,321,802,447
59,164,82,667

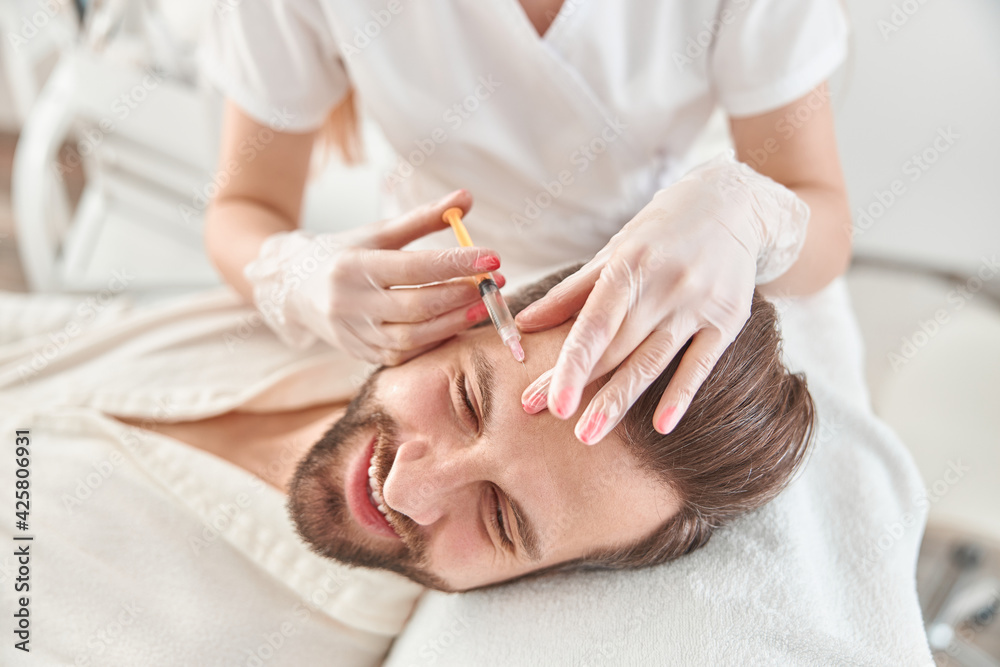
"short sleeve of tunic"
711,0,849,117
201,0,351,132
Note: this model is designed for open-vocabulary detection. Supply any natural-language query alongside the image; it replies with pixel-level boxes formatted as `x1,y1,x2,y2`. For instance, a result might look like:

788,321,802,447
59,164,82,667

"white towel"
384,278,934,666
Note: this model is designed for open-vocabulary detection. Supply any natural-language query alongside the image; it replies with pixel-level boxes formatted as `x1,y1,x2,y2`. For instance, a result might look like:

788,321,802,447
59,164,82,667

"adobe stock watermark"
877,0,933,41
189,473,268,556
338,0,407,58
6,0,70,51
511,115,628,232
404,616,472,666
223,309,267,353
743,86,832,171
887,253,998,371
61,397,179,514
239,616,301,667
240,568,352,666
853,126,959,240
580,606,653,666
224,234,344,352
180,108,294,227
61,449,127,515
73,601,144,667
56,68,165,179
383,75,503,190
672,0,751,71
543,0,585,33
16,269,135,383
297,566,352,617
862,459,969,570
250,437,303,489
931,586,1000,663
214,0,245,18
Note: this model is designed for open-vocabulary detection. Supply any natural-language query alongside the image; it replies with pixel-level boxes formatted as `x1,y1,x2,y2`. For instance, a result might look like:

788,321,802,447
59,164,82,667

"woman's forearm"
204,198,297,302
729,84,852,298
758,183,852,298
205,101,318,302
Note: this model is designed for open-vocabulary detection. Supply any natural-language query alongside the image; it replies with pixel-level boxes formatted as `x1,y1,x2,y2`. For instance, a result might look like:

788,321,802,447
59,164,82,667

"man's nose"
381,438,480,526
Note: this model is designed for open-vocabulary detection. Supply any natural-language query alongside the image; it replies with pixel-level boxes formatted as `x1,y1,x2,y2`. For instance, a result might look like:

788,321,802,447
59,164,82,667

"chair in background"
10,0,222,292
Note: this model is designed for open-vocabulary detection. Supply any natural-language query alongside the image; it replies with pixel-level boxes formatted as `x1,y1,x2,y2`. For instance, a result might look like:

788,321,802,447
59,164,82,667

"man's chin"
286,434,407,569
285,369,455,592
287,450,453,591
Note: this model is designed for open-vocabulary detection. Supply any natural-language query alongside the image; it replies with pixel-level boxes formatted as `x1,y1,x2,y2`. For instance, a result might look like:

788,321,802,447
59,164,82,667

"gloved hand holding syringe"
243,190,507,366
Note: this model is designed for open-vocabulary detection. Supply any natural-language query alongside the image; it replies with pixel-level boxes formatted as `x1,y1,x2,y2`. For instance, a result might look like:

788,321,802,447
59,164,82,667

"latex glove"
245,191,502,365
517,151,809,444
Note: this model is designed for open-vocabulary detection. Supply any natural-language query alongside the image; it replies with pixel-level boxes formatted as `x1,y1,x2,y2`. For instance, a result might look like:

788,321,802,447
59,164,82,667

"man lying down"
0,262,931,664
285,265,815,592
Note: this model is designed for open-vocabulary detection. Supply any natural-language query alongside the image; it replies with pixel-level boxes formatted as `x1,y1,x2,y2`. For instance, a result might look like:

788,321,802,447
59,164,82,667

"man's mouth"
346,434,400,540
367,451,390,519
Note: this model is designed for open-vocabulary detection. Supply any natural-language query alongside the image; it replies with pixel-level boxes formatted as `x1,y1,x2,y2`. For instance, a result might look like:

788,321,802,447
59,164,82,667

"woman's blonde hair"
318,87,364,165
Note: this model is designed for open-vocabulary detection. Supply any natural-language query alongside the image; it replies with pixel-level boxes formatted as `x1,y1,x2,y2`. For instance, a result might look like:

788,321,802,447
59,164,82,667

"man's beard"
286,371,450,591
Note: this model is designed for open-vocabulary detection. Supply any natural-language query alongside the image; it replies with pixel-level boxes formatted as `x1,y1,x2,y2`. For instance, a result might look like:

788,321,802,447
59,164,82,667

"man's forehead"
445,324,520,365
452,317,576,359
457,322,502,345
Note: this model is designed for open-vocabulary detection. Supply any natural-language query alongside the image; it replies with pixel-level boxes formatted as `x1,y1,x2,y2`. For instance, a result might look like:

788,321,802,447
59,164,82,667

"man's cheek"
426,525,489,582
379,366,451,425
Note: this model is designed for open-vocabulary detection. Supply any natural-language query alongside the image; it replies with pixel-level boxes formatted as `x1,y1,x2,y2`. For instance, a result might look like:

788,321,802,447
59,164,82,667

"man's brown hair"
502,263,815,572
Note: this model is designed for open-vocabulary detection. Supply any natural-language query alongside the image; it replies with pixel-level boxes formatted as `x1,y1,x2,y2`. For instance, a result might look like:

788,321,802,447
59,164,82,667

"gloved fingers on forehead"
543,267,636,418
574,325,697,444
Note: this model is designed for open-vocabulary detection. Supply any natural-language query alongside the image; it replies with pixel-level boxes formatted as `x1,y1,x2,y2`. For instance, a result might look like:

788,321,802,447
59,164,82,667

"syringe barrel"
478,278,520,344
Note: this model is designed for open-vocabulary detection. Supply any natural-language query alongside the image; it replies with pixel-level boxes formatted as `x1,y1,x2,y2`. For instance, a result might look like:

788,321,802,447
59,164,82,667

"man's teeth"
368,460,389,518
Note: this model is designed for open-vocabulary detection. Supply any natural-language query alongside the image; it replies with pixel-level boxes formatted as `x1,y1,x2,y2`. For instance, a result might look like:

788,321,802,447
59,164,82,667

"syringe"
443,207,525,363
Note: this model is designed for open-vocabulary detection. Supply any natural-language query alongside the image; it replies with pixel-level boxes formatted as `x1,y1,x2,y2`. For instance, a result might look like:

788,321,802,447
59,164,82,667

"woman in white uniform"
202,0,851,445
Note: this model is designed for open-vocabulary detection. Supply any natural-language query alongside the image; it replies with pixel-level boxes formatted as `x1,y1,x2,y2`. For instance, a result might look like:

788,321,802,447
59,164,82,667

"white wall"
832,0,1000,274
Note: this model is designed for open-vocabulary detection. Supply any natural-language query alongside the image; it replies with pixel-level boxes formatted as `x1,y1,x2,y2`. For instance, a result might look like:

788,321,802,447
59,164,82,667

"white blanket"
384,279,934,666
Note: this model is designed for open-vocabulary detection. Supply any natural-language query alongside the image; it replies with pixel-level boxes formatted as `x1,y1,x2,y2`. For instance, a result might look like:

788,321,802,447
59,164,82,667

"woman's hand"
516,152,810,444
245,190,502,365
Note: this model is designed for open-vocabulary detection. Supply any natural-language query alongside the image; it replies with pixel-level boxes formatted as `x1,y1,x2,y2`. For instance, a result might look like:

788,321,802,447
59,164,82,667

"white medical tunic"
202,0,848,284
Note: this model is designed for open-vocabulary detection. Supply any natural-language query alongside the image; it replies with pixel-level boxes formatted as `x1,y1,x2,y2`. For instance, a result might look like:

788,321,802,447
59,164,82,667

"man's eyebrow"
471,347,496,433
506,494,542,562
471,348,542,562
